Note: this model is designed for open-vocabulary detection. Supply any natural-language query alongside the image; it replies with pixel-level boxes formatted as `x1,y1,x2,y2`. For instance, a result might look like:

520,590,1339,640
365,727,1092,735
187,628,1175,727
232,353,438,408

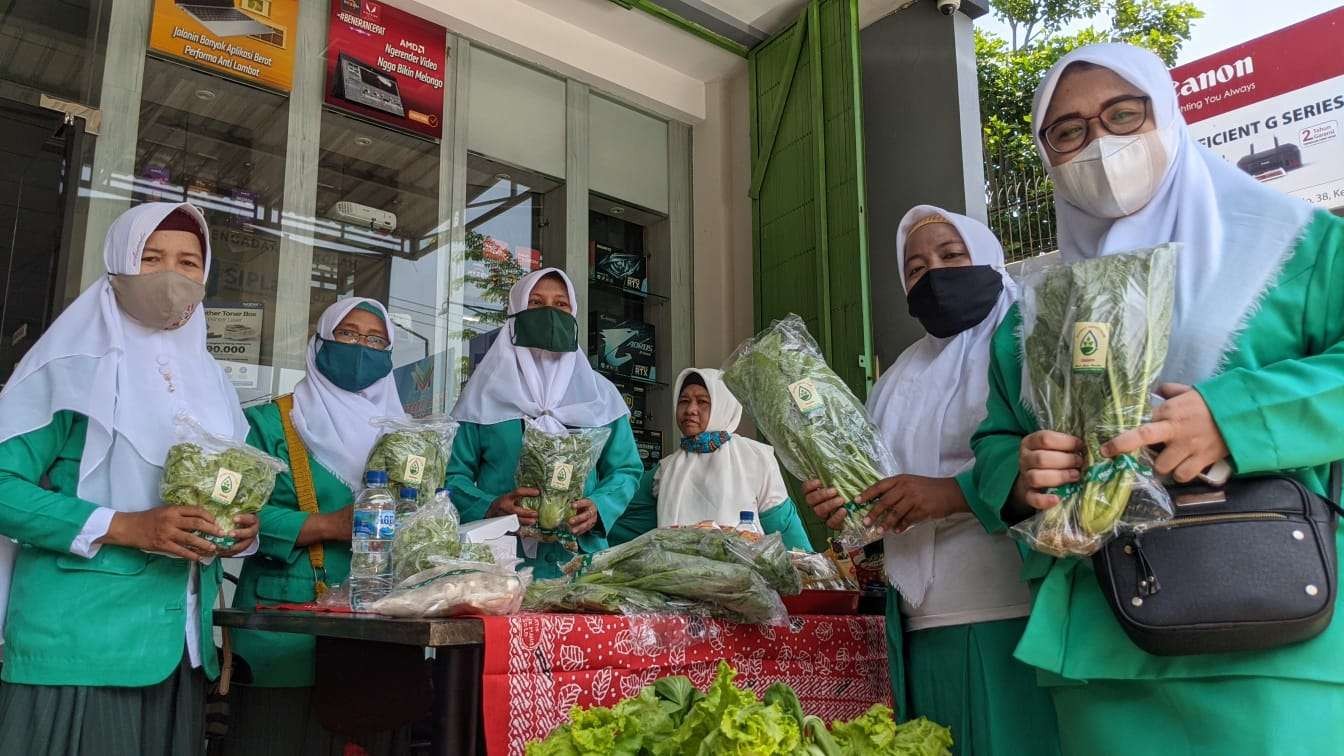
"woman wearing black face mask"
221,297,412,756
803,206,1059,755
448,268,642,578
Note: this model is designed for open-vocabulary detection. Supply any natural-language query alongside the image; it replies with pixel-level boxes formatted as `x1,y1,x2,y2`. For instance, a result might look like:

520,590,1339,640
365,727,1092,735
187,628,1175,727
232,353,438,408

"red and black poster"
325,0,447,139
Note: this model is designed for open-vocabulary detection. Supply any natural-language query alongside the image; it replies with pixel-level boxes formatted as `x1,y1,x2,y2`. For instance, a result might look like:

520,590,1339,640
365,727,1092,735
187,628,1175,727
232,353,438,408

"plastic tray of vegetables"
722,314,895,550
514,422,611,547
161,415,287,549
526,661,953,756
1013,244,1177,557
364,415,457,506
369,559,531,618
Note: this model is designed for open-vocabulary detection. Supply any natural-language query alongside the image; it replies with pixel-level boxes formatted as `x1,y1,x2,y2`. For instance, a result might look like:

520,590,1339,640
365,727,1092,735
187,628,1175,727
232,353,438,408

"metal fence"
984,146,1057,263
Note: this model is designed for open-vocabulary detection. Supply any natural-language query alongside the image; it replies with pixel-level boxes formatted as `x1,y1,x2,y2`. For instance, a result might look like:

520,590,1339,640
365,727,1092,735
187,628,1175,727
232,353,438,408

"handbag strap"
276,394,328,597
1332,461,1342,510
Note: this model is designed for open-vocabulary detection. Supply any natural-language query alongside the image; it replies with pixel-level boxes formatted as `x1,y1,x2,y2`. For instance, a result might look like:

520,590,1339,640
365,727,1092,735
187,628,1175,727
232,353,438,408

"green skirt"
0,656,203,756
215,684,413,756
1050,676,1344,756
889,591,1060,756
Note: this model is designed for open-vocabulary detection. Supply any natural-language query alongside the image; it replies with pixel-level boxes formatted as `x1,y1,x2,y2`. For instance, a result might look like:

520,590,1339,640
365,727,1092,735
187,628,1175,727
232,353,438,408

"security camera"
936,0,960,15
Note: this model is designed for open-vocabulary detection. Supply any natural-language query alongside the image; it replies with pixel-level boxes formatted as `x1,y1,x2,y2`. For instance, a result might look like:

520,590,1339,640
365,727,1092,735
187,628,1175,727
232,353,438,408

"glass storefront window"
0,0,109,105
135,57,290,403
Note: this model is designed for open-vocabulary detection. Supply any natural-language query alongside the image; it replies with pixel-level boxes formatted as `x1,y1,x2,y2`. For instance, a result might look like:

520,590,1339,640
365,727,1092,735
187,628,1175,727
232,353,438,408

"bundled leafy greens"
515,423,611,545
393,489,462,581
161,416,287,549
1014,245,1178,556
722,315,894,550
523,580,687,615
573,527,801,597
365,416,457,506
525,662,953,756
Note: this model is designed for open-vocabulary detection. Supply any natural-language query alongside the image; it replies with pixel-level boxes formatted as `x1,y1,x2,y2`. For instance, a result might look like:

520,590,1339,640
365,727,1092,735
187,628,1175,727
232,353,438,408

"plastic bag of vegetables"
523,579,691,615
392,489,463,581
568,527,801,597
364,415,457,507
370,559,531,618
1012,245,1177,557
514,422,611,546
161,415,287,549
722,315,895,550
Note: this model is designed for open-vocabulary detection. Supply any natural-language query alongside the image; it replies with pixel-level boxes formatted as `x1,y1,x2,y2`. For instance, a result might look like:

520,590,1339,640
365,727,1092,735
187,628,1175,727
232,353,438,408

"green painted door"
749,0,874,399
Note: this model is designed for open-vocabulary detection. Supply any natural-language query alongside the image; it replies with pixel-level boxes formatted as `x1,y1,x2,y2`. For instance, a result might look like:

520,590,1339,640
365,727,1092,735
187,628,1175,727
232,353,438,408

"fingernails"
862,517,872,527
1069,470,1081,482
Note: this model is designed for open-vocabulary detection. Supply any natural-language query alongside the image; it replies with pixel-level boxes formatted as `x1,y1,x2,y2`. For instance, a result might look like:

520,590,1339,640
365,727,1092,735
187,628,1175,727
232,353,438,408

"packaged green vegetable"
391,489,463,581
161,415,287,549
723,315,894,551
515,422,611,546
1014,245,1177,557
365,415,457,507
523,579,688,615
569,527,802,597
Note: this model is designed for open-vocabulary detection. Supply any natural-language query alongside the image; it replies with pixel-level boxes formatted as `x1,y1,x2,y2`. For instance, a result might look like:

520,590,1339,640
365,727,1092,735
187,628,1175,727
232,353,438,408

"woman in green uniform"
610,368,811,550
803,206,1059,755
222,297,409,755
0,202,256,754
448,267,642,578
971,43,1344,756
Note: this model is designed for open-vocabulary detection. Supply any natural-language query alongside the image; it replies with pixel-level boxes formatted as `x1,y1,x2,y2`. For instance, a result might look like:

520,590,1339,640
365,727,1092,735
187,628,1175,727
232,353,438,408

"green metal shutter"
749,0,874,399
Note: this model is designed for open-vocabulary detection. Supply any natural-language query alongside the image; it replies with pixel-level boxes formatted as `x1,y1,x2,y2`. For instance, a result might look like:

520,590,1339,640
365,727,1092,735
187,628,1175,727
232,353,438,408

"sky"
975,0,1343,65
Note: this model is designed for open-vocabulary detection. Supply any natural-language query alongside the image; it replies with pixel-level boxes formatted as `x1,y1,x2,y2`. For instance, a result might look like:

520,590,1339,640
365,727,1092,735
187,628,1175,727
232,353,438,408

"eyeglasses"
332,328,390,351
1039,95,1152,155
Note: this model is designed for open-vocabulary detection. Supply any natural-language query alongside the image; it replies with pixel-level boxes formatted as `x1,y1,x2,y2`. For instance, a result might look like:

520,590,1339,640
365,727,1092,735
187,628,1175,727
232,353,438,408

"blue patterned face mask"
680,430,732,454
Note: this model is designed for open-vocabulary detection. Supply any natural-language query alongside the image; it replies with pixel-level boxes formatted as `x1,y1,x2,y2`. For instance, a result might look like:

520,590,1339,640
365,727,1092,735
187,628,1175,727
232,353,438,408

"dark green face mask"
315,338,393,392
511,306,578,353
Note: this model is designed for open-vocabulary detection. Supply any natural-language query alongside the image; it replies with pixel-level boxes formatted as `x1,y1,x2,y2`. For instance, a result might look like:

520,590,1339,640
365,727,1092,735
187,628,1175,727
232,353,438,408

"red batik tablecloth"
480,613,892,755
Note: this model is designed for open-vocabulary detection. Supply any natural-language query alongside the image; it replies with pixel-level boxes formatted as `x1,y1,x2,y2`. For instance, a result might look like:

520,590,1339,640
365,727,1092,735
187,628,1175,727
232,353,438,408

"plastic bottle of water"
737,510,763,536
350,470,395,610
396,486,419,521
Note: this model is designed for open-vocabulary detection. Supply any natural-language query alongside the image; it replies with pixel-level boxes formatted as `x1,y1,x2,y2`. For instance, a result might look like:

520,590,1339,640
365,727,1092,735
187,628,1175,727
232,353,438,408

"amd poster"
1171,7,1344,210
325,0,447,139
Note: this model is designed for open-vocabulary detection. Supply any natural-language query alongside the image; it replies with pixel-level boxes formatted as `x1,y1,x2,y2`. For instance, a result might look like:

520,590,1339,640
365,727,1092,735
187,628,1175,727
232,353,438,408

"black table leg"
430,645,485,755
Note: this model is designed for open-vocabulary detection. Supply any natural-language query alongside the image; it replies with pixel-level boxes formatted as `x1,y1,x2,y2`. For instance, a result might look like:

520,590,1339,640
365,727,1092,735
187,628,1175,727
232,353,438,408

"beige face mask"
108,270,206,330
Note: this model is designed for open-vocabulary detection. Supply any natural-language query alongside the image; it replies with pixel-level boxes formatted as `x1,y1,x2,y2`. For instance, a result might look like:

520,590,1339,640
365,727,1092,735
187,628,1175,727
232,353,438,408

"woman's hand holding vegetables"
217,514,259,557
567,499,599,536
102,506,222,561
1014,431,1086,512
488,487,541,526
858,475,968,533
1102,383,1229,483
801,479,848,530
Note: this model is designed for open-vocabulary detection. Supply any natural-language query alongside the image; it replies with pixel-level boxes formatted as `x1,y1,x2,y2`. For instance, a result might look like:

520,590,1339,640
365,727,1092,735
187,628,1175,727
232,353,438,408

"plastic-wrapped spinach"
161,415,287,549
391,489,463,581
514,422,611,545
365,415,457,506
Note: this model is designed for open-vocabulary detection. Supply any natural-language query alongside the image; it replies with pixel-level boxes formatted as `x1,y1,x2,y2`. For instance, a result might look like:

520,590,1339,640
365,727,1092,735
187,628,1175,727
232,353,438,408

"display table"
214,610,892,756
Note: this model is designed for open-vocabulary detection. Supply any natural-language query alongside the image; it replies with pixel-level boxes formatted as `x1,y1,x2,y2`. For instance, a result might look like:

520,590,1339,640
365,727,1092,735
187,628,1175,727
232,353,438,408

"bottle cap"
400,486,417,500
739,510,755,522
365,470,389,486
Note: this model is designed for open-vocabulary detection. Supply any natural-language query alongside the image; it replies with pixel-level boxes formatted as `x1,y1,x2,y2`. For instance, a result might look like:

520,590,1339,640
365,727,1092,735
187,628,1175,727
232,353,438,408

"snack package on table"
365,415,457,507
161,415,287,549
514,422,611,548
370,559,532,618
1012,244,1178,557
722,314,895,551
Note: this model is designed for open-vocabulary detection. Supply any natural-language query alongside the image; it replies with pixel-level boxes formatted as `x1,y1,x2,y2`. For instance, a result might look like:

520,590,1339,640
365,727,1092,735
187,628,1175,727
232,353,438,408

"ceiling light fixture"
194,89,217,101
354,136,373,147
610,206,626,216
494,172,511,182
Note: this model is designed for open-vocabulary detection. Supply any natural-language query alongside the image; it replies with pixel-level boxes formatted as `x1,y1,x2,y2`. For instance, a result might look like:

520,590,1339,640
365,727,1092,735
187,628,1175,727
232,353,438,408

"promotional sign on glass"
325,0,447,139
148,0,298,92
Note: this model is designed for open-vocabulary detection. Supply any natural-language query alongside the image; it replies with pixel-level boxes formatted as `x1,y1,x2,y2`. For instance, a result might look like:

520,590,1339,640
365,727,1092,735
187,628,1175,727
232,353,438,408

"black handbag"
1093,462,1343,656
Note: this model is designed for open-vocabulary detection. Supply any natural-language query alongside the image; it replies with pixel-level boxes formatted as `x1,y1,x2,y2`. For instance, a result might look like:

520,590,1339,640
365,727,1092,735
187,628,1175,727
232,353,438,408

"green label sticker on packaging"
211,468,243,505
1072,322,1111,373
550,462,574,489
403,455,426,485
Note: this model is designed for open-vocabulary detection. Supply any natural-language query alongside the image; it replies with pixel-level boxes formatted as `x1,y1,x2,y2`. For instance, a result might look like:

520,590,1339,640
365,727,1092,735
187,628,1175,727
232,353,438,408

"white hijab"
654,368,789,528
867,205,1016,607
451,268,628,434
1035,43,1313,385
290,298,406,490
0,202,247,637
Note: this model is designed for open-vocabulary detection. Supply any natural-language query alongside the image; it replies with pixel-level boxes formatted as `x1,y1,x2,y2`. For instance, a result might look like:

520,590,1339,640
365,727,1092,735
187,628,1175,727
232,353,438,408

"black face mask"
906,265,1004,338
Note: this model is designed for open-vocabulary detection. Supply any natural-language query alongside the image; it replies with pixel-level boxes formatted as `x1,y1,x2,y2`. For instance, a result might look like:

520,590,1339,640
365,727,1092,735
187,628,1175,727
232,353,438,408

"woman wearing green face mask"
221,298,413,755
448,268,643,578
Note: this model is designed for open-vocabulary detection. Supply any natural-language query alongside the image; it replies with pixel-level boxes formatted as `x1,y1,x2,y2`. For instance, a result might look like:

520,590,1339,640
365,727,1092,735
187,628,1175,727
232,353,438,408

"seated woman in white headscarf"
803,206,1059,755
611,368,811,550
448,268,643,578
971,43,1344,755
0,202,254,753
221,298,411,756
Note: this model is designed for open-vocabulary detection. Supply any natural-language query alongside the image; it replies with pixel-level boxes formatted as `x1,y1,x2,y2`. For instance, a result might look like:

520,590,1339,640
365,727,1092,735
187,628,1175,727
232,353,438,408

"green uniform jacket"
608,465,815,551
0,411,221,686
446,418,642,579
230,401,354,688
970,210,1344,685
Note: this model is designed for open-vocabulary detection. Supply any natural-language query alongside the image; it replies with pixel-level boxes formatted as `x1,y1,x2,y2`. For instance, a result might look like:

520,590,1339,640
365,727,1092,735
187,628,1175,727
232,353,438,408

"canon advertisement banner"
325,0,447,139
1171,7,1344,210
